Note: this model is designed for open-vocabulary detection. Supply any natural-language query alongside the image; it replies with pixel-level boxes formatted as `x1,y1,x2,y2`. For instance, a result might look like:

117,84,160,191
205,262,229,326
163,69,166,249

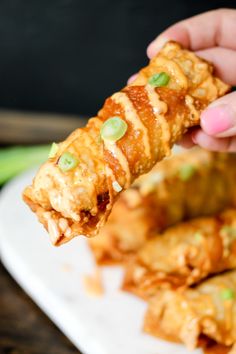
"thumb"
200,91,236,138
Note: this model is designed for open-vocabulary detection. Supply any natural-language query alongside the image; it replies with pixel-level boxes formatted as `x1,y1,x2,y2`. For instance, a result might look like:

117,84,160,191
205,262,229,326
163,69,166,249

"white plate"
0,169,202,354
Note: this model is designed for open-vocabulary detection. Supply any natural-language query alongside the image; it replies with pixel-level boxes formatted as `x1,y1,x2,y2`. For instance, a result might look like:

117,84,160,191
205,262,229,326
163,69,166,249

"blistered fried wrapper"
23,42,230,245
89,150,236,264
123,209,236,298
144,270,236,352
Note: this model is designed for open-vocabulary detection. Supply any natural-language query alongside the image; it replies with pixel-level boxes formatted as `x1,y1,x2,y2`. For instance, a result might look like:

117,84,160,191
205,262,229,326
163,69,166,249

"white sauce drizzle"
103,139,131,187
145,84,170,155
94,116,129,189
112,92,151,159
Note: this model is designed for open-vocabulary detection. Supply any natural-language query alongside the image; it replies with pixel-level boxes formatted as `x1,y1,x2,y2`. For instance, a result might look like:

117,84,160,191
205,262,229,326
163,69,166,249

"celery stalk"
0,145,50,185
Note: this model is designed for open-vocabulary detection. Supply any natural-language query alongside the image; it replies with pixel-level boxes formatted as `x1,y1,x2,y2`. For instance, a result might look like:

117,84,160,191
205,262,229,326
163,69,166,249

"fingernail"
191,131,198,144
127,73,138,85
201,105,235,135
147,36,169,57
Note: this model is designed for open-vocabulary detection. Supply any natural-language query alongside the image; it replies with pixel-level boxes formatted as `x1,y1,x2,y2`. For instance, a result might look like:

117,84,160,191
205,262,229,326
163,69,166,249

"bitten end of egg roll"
23,118,116,245
23,41,230,245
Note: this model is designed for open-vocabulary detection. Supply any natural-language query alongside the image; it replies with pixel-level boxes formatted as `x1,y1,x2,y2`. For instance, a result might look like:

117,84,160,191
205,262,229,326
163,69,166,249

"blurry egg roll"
123,209,236,298
144,270,236,351
89,150,236,263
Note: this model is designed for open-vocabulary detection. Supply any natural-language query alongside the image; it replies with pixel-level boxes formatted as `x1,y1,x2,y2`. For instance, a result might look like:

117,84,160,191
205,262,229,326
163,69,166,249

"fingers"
147,8,236,58
192,129,236,152
176,129,196,149
200,92,236,138
191,92,236,152
196,47,236,85
127,73,138,85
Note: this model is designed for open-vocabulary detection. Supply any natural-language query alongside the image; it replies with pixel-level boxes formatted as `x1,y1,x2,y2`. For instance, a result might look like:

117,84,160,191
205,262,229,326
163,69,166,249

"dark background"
0,0,235,117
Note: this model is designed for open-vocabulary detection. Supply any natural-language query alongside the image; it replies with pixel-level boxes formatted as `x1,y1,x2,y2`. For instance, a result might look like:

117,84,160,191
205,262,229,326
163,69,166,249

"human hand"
144,9,236,152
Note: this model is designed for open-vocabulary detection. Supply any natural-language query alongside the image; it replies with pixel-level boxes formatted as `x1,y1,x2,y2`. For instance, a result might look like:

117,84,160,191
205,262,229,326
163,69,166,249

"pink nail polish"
201,105,235,135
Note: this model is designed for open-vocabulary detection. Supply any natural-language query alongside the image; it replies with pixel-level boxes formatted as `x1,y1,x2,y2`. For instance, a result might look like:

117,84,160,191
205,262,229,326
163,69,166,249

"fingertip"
191,129,236,152
146,44,154,59
191,129,216,149
200,104,236,138
146,36,170,58
146,25,191,59
127,73,138,85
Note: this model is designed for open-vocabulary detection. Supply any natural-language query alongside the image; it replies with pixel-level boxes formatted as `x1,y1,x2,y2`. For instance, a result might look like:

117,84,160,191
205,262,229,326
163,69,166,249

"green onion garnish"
58,152,78,172
48,142,59,158
112,180,122,192
100,117,127,142
178,164,196,181
194,232,203,241
148,72,170,87
220,225,236,238
220,288,235,301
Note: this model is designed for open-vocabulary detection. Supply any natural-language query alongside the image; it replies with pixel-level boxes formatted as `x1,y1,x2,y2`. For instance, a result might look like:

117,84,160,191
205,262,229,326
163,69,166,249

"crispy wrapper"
89,150,236,263
23,42,230,245
202,341,236,354
144,270,236,351
123,209,236,298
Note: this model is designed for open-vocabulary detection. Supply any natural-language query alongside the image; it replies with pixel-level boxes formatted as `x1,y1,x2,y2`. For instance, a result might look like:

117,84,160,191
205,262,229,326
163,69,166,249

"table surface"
0,262,80,354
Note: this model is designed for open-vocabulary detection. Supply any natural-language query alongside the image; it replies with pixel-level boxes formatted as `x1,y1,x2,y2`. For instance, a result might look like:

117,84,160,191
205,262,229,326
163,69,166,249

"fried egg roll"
90,150,236,263
123,209,236,298
23,42,229,245
144,270,236,351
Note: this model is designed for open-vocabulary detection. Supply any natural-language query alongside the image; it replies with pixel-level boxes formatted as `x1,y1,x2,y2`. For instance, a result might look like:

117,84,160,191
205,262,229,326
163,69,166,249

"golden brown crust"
123,209,236,298
89,150,236,264
23,41,230,245
144,270,236,350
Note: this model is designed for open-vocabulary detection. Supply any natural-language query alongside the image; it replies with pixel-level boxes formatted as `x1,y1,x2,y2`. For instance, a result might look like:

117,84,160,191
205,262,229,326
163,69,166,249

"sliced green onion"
220,288,235,301
194,232,203,241
112,180,122,193
48,142,59,158
101,117,127,142
148,72,170,87
58,152,78,172
220,225,236,238
178,164,196,181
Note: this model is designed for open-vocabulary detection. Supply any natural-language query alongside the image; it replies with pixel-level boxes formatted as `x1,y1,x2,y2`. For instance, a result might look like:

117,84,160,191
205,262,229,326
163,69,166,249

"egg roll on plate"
144,270,236,352
89,150,236,263
23,42,229,245
123,209,236,298
202,341,236,354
